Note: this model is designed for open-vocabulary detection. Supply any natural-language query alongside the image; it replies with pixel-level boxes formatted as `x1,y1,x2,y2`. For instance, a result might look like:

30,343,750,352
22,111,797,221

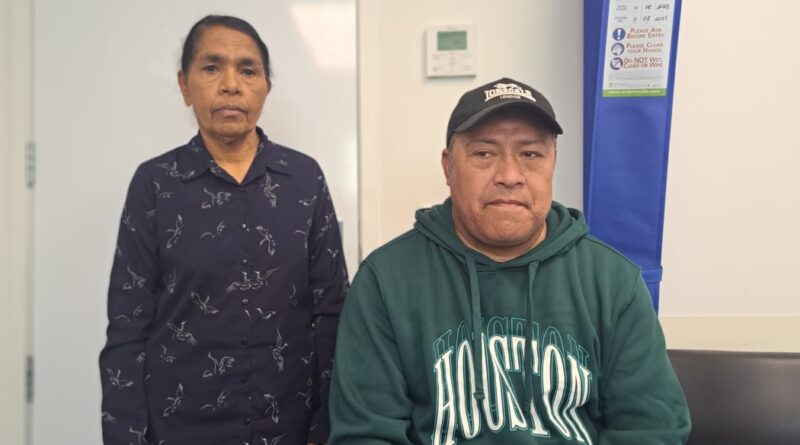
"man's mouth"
487,199,528,208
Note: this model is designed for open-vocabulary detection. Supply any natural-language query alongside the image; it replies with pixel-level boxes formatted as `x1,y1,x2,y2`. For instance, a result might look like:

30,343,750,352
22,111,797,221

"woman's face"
178,25,270,142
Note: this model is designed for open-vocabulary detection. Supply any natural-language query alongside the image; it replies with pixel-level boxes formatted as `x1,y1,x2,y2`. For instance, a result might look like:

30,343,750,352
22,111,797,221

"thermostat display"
427,25,476,78
437,31,467,51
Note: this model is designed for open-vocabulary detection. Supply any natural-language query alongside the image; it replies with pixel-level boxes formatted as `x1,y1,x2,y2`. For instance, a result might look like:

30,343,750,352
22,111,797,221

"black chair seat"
668,349,800,445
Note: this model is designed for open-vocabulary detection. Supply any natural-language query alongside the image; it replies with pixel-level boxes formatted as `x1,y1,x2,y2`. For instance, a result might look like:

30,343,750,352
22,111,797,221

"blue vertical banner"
583,0,682,310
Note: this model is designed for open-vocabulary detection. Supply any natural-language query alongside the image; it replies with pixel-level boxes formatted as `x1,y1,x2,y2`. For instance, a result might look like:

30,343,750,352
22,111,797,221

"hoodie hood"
414,198,587,267
414,198,587,402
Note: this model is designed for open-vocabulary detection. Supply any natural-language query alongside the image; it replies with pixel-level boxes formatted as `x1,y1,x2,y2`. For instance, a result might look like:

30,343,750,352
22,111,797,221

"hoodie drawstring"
524,261,540,408
466,254,540,404
466,255,485,400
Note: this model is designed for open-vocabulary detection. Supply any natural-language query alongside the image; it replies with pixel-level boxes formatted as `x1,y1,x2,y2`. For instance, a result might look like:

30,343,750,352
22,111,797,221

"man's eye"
521,151,542,159
242,68,257,76
203,65,218,73
474,151,492,158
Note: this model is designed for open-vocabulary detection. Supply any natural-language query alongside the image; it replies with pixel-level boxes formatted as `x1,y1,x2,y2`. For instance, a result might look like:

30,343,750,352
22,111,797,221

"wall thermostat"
426,25,477,78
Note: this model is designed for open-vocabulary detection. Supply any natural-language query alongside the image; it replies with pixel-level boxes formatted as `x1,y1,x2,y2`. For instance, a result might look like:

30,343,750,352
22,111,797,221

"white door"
32,1,357,443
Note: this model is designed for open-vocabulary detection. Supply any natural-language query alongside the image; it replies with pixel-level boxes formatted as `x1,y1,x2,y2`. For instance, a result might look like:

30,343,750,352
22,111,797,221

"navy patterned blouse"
99,128,348,445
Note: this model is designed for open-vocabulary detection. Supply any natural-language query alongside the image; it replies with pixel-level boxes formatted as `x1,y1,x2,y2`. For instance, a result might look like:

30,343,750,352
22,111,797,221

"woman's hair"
180,15,272,81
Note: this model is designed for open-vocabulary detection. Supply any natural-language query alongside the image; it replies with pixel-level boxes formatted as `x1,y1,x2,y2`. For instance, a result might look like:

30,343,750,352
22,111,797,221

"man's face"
442,110,556,261
178,25,270,142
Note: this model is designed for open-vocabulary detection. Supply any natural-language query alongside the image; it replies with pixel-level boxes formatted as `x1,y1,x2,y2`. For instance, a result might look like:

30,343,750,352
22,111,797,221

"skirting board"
659,315,800,353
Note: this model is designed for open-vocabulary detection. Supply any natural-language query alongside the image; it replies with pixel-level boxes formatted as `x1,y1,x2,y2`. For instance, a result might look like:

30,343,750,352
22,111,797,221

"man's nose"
493,155,525,187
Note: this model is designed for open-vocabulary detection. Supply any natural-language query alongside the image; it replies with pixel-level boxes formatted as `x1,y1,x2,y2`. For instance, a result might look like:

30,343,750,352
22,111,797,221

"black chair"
668,349,800,445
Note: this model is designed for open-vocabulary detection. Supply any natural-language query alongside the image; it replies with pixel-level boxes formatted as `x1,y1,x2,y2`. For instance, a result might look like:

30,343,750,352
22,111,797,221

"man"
330,78,690,444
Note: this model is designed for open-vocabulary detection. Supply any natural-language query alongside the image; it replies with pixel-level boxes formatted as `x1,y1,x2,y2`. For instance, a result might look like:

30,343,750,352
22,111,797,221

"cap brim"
454,100,564,135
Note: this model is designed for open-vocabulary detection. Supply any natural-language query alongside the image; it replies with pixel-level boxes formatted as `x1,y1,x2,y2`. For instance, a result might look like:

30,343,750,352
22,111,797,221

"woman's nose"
220,67,241,95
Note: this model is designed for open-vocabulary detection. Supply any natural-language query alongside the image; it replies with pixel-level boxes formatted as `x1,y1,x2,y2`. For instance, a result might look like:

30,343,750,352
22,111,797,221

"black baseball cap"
446,77,563,145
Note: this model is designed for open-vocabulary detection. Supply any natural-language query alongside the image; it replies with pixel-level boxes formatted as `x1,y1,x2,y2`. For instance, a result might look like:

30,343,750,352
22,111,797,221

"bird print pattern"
165,215,183,249
114,304,144,322
191,292,219,315
167,321,197,346
200,221,225,239
201,187,231,209
201,390,229,412
256,226,277,256
203,352,235,378
101,411,116,424
271,328,289,372
123,266,146,290
225,267,280,293
100,129,348,444
162,384,184,417
159,344,176,364
106,368,135,390
262,173,280,208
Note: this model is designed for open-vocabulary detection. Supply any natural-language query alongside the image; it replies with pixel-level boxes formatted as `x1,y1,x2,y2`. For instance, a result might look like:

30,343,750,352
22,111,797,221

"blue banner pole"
583,0,683,311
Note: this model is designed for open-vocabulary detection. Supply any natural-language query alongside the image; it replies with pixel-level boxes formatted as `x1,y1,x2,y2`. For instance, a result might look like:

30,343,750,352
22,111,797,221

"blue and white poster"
602,0,676,97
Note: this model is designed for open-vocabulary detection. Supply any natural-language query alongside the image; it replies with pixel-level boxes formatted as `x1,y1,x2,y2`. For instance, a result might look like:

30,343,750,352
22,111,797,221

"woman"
99,15,348,445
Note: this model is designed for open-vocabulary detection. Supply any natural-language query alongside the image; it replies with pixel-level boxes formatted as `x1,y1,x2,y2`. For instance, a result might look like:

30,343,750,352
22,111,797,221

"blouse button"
240,258,248,265
241,298,249,306
244,417,251,425
241,338,249,346
240,223,248,231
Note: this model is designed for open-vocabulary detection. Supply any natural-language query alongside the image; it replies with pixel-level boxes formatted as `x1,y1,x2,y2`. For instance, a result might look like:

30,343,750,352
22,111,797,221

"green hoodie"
330,200,690,445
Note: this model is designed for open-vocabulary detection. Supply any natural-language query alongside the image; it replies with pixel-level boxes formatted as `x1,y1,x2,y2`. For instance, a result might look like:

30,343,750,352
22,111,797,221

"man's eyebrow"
517,138,549,146
466,137,548,146
466,138,500,146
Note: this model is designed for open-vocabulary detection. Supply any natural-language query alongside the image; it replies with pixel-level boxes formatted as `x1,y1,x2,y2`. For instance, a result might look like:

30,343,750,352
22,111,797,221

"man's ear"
552,139,558,164
441,148,452,186
177,71,191,106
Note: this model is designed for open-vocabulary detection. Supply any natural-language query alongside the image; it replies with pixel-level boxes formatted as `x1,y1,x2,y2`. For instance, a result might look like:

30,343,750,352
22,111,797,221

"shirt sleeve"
99,165,162,444
597,275,691,445
329,261,414,445
306,168,349,443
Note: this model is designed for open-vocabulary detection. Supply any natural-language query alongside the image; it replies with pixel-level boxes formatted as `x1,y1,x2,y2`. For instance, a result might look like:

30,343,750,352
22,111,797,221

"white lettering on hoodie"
432,320,593,444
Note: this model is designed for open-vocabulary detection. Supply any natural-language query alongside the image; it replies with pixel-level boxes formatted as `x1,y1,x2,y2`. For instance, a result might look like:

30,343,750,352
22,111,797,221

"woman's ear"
177,71,191,106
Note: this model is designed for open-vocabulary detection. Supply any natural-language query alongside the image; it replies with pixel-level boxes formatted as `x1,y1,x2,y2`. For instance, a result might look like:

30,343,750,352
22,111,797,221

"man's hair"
180,15,272,82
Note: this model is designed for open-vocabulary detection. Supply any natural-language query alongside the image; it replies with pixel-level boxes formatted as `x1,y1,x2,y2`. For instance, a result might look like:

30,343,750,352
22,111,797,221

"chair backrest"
668,349,800,445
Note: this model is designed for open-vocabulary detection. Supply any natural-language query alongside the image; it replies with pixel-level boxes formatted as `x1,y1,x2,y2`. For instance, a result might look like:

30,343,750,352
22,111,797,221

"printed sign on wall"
602,0,675,97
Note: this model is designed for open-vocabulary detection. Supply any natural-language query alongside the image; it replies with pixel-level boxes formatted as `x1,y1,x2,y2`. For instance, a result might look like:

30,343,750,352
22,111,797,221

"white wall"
660,0,800,316
658,0,800,351
358,0,584,254
0,0,31,443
